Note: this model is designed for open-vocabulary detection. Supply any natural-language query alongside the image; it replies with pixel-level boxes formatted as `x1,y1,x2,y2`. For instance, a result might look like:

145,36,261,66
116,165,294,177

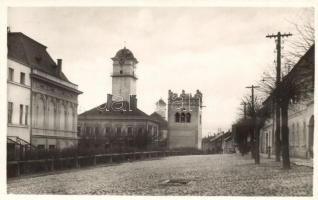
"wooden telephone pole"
266,32,292,162
246,85,260,163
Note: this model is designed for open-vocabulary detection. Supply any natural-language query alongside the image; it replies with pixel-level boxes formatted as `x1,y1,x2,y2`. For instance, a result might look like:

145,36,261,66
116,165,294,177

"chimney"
57,59,62,75
106,94,113,110
130,95,137,110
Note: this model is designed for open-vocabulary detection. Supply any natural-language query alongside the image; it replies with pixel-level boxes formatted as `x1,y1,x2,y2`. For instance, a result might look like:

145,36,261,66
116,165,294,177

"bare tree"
283,14,314,73
239,94,267,164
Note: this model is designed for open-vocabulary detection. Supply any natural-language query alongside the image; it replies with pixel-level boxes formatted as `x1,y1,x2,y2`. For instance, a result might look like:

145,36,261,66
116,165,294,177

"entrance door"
308,115,314,158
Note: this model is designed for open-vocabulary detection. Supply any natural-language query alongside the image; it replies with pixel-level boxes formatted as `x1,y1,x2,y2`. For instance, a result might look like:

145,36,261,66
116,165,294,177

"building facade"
260,45,314,159
78,48,162,151
150,99,169,147
167,90,203,149
7,32,82,152
7,58,31,143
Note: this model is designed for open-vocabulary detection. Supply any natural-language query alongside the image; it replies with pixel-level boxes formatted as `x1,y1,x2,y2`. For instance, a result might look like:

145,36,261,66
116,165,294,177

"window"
105,127,111,136
181,113,186,123
154,127,158,137
77,126,81,136
25,105,29,125
186,113,191,123
8,68,14,81
49,145,55,150
200,115,202,124
20,72,25,85
175,113,180,123
19,104,23,125
303,122,307,147
128,127,133,136
138,127,143,136
8,102,13,123
95,127,99,137
37,145,45,150
148,125,153,135
120,70,123,74
85,127,90,135
116,127,121,136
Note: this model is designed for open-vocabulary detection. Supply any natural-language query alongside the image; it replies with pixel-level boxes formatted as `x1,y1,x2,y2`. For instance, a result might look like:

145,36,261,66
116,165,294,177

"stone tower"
111,47,138,103
167,90,202,149
155,98,167,119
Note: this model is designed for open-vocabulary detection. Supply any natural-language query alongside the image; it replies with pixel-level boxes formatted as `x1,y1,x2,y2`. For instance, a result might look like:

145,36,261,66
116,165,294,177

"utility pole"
266,32,292,162
246,85,260,164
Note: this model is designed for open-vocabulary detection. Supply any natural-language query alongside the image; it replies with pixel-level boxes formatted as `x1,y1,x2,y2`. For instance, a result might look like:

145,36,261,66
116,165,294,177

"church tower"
111,47,138,103
155,98,167,119
167,90,203,149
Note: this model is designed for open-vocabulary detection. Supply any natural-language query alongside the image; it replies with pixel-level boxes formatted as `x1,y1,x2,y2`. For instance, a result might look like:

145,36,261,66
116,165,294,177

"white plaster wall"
7,59,31,142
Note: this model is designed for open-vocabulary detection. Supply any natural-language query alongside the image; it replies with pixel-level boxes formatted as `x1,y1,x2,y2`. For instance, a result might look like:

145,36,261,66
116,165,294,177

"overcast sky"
8,7,314,137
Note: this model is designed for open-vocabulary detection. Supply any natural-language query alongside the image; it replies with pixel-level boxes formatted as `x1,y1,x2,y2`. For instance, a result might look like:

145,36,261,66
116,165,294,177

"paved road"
7,154,313,196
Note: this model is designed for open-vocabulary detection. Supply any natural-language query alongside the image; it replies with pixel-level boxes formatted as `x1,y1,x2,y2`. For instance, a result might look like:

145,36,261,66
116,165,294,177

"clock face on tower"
119,57,125,66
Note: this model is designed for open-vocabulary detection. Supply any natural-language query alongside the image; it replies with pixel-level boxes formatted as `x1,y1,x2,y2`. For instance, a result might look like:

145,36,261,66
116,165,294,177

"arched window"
291,123,295,147
67,106,73,131
95,126,100,137
308,115,314,157
47,101,55,130
303,121,307,147
181,113,185,123
186,113,191,123
37,98,45,128
175,113,180,123
296,123,300,147
60,104,66,130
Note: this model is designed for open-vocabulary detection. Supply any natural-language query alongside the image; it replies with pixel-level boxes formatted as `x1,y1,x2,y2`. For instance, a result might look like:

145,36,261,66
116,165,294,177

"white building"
7,57,31,143
7,31,82,153
260,45,314,159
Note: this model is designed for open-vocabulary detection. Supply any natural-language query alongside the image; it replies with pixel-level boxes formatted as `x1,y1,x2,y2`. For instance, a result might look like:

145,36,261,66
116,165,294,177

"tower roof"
156,98,166,106
112,47,138,63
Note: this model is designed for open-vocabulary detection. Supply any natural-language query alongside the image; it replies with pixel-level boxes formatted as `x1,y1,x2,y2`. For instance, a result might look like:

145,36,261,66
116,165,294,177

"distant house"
150,110,168,147
202,131,234,154
7,31,82,157
223,133,235,153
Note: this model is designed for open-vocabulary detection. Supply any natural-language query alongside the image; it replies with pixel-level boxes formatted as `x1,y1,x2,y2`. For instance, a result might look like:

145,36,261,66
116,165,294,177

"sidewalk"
260,153,313,168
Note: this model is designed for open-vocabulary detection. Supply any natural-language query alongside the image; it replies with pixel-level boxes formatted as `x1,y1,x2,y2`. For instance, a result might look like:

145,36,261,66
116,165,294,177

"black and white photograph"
2,0,316,198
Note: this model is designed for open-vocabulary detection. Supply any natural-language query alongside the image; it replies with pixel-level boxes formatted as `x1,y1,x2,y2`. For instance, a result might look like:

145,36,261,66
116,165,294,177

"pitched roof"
7,32,71,83
150,112,168,129
79,102,152,120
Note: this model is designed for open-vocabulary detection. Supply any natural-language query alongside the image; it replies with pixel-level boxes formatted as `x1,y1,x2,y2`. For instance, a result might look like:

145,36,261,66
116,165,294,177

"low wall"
7,151,184,178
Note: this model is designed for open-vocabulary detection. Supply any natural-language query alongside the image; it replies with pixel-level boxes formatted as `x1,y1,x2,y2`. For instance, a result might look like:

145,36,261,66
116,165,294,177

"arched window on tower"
181,113,186,123
175,113,180,123
186,113,191,123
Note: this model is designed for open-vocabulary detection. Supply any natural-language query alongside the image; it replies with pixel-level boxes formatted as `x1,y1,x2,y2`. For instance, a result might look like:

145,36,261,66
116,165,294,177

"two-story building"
7,31,82,155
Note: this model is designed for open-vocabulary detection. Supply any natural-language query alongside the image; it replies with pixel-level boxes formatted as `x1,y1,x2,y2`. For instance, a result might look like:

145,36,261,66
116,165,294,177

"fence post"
16,163,20,177
50,159,54,171
75,157,79,168
109,155,113,163
121,153,125,161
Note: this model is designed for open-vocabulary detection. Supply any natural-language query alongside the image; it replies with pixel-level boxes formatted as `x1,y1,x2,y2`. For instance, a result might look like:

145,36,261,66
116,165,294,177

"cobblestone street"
7,154,313,196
